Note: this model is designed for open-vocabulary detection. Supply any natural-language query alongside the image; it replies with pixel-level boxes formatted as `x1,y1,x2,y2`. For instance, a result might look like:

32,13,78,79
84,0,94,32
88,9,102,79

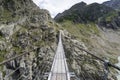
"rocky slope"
0,0,59,79
61,30,118,80
103,0,120,10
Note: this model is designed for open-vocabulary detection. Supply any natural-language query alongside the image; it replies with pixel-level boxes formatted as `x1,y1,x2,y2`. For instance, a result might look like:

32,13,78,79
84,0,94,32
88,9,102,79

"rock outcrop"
0,0,58,80
61,30,117,80
99,16,120,30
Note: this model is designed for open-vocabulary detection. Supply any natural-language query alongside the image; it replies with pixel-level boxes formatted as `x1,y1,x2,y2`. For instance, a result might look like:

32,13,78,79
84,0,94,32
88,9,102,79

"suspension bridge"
48,31,70,80
0,31,120,80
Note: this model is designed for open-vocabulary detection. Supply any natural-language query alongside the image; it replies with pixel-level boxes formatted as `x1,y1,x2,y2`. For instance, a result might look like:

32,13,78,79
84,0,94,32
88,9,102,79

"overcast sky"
33,0,109,17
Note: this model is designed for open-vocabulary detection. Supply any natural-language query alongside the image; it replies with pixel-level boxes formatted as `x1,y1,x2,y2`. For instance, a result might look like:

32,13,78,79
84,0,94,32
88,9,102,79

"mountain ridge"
103,0,120,10
55,1,120,29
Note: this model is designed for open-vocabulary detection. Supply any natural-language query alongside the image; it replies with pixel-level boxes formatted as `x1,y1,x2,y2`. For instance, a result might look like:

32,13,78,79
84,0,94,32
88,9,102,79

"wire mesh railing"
0,48,55,80
65,44,120,80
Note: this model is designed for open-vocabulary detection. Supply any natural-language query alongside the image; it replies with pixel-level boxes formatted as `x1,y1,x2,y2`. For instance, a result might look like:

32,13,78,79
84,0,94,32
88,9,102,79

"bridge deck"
48,31,70,80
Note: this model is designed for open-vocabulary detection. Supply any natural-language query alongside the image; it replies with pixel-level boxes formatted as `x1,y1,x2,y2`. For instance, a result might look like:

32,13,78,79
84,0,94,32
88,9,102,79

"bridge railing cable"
0,47,54,80
32,55,53,80
74,46,120,71
67,52,98,80
68,45,120,80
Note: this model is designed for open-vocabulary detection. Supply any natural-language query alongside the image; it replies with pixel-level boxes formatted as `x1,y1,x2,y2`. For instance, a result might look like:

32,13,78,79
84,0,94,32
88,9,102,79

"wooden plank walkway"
48,31,70,80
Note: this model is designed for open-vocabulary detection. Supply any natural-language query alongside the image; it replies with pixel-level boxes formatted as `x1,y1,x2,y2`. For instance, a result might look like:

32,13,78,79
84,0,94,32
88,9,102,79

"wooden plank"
48,31,70,80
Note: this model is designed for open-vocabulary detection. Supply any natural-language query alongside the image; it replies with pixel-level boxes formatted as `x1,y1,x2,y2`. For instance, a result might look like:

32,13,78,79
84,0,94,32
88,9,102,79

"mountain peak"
78,1,87,5
70,1,87,10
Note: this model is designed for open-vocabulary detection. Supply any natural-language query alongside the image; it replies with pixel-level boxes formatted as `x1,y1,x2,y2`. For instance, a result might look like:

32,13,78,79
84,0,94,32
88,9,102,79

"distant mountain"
103,0,120,10
55,2,115,23
55,2,120,29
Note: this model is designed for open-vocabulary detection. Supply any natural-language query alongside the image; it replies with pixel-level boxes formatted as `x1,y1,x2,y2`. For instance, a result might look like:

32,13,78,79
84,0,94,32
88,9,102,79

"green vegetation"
0,9,20,24
0,36,3,40
0,66,4,76
11,27,26,41
104,12,118,22
12,46,22,54
1,9,12,22
34,40,45,46
0,50,7,62
60,20,100,39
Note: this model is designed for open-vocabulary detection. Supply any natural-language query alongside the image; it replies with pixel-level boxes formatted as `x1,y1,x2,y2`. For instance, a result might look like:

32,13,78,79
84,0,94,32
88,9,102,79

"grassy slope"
60,20,99,44
60,20,119,63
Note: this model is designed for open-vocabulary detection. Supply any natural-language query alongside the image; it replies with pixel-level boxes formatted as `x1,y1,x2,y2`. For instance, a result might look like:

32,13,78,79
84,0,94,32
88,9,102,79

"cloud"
32,0,109,17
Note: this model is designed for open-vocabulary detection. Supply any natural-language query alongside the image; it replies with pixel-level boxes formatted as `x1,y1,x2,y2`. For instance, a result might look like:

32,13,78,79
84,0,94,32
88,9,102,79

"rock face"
98,13,120,29
0,0,58,80
0,0,51,26
61,30,117,80
103,0,120,10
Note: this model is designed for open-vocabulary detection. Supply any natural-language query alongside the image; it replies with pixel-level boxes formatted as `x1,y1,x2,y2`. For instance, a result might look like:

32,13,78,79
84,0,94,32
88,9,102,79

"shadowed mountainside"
55,2,120,29
103,0,120,10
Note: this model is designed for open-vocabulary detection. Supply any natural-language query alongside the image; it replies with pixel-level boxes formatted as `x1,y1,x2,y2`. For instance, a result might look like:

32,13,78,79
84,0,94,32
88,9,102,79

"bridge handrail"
0,48,38,66
4,67,21,79
0,52,28,65
75,45,120,71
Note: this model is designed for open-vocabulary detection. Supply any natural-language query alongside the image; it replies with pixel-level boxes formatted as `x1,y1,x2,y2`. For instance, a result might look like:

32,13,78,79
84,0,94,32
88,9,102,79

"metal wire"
3,67,21,80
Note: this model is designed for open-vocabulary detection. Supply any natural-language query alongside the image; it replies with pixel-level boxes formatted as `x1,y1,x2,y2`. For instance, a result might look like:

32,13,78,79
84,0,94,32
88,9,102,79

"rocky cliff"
0,0,59,79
